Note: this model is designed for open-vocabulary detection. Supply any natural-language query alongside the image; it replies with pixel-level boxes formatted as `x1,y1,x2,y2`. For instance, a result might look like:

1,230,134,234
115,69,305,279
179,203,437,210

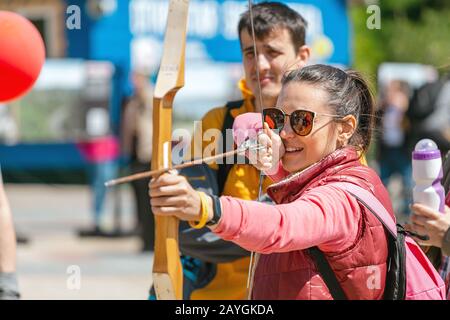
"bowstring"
246,0,264,300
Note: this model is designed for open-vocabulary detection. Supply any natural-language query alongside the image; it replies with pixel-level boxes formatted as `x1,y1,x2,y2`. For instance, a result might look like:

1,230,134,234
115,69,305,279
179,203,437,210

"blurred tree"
350,0,450,77
350,5,386,78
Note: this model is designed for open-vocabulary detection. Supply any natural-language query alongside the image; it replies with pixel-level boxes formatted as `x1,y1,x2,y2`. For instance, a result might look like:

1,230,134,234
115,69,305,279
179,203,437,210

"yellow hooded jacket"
188,80,271,300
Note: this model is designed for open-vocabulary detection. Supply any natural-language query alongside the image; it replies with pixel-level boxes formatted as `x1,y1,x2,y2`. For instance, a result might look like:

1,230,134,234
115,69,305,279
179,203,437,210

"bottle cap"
413,139,441,160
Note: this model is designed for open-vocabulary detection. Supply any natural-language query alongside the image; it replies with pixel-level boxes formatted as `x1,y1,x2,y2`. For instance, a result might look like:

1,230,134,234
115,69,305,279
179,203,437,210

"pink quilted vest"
251,148,393,299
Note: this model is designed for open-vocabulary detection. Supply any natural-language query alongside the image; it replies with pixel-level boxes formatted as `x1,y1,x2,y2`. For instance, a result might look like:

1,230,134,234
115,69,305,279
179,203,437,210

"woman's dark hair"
282,64,375,153
238,1,308,53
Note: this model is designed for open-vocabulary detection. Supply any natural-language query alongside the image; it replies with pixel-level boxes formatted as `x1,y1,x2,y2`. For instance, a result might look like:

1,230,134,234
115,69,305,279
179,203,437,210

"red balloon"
0,11,46,103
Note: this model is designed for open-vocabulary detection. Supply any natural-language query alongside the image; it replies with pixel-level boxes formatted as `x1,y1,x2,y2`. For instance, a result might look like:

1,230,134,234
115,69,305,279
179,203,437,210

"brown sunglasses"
263,107,342,136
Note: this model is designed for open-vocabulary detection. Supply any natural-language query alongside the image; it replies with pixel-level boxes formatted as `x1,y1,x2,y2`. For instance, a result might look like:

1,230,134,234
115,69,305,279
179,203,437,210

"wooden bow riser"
151,0,189,300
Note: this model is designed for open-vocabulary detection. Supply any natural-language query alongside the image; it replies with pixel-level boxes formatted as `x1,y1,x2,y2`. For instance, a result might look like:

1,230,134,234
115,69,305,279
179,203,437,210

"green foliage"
351,0,450,77
350,6,386,78
383,9,450,68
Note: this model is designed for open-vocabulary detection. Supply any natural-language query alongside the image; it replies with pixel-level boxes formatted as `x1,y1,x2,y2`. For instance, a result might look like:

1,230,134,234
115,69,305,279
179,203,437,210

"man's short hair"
238,1,308,52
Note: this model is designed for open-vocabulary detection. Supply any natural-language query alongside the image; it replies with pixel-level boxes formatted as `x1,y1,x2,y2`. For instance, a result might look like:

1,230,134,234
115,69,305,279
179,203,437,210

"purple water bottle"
412,139,445,213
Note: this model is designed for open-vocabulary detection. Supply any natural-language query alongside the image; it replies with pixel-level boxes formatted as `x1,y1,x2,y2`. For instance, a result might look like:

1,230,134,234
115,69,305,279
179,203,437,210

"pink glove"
232,112,263,146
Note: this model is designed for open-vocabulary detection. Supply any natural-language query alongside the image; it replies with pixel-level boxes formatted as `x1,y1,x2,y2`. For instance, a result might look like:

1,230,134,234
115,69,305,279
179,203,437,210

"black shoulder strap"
217,100,244,195
308,247,348,300
308,183,397,300
307,182,389,301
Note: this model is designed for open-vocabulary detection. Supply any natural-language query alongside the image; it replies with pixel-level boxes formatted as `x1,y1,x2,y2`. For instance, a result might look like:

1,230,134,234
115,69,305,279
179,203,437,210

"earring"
337,139,346,149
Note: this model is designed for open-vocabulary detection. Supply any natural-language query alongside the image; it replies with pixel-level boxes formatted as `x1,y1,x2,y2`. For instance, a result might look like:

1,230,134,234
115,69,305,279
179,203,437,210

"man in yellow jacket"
173,2,311,300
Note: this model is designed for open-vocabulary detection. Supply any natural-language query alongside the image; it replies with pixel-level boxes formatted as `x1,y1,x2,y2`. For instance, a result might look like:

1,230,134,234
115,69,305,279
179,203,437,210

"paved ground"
6,183,154,300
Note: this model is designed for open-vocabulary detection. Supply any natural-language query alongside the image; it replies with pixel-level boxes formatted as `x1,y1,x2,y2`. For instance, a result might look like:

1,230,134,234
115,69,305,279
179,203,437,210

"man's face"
240,27,308,109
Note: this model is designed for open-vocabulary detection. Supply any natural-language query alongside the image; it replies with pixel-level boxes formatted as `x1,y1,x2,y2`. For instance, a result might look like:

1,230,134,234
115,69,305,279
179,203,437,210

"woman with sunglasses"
149,64,394,299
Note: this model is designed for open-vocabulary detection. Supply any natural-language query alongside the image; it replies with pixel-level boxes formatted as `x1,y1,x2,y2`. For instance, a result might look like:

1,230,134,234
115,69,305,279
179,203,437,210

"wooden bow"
151,0,189,300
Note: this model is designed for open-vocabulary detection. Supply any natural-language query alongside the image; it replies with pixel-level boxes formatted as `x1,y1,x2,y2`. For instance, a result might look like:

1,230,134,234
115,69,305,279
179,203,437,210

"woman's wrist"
188,192,222,229
206,195,222,228
189,191,209,229
206,195,214,224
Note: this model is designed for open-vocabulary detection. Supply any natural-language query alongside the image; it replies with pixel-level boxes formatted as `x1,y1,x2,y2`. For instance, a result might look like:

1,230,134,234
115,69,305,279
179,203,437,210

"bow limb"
151,0,189,300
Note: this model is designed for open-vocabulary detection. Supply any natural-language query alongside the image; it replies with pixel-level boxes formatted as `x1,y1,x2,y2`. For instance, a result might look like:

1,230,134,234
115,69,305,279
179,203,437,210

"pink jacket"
214,147,394,299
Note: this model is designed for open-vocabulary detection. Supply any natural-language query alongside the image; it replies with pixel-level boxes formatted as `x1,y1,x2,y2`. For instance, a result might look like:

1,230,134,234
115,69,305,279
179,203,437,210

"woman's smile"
284,146,304,154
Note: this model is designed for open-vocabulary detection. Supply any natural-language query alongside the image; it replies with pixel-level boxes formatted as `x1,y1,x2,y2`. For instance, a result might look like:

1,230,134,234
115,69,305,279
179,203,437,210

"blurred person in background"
406,72,450,153
78,109,121,237
0,104,29,245
121,68,155,252
376,80,412,217
0,167,20,300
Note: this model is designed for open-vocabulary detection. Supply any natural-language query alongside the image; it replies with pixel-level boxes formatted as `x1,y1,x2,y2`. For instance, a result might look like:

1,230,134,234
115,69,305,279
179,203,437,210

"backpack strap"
217,100,245,195
308,182,397,300
332,182,397,238
308,247,348,300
